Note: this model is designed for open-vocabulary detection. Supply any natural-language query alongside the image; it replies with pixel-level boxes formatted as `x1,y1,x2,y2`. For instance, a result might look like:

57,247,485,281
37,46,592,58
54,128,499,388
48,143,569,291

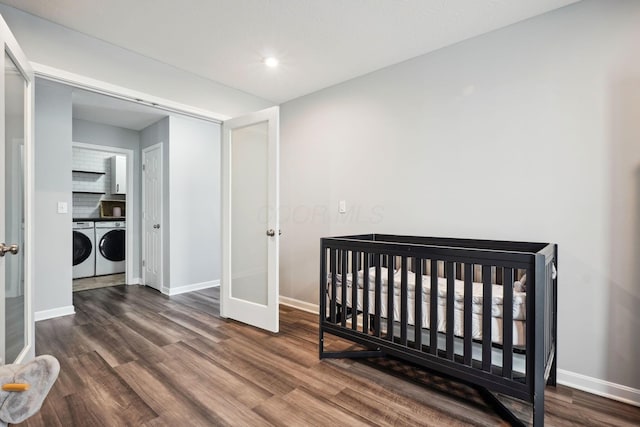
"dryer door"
99,230,125,262
73,231,92,266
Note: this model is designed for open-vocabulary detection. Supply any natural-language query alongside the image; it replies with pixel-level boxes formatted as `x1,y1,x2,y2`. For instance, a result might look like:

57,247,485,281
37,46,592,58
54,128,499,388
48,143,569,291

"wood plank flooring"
72,273,126,292
14,285,640,426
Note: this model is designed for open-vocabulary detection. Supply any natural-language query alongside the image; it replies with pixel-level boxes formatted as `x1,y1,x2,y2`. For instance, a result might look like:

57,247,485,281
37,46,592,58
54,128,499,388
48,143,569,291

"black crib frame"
319,234,557,427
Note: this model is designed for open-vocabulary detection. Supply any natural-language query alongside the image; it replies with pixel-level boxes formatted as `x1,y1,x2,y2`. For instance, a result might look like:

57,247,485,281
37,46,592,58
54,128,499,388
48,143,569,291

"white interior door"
0,14,34,364
142,143,163,291
221,106,279,333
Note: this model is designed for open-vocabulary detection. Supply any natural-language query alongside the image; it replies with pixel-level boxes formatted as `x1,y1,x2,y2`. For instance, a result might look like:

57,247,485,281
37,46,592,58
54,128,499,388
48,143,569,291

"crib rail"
319,234,557,427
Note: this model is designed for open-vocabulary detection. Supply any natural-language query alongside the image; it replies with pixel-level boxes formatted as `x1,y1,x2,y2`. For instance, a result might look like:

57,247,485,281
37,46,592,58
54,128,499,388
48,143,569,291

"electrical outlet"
57,201,68,214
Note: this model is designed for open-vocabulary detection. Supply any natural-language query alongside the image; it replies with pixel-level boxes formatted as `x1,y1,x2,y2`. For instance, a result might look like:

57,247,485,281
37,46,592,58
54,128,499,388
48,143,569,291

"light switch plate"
57,201,68,214
339,200,346,214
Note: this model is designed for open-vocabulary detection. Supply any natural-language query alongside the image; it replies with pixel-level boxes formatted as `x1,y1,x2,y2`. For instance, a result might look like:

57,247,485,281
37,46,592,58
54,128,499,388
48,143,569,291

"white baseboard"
279,296,319,314
128,277,142,285
558,369,640,407
35,305,75,322
163,280,220,296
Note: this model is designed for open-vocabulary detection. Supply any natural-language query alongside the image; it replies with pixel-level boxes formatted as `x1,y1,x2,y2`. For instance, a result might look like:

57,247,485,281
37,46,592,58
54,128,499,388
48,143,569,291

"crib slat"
352,251,359,331
463,263,473,366
482,265,492,371
414,259,423,350
387,256,395,341
446,261,455,360
503,267,514,379
363,253,370,334
375,258,382,338
341,250,348,328
330,249,337,324
400,257,408,346
430,259,438,355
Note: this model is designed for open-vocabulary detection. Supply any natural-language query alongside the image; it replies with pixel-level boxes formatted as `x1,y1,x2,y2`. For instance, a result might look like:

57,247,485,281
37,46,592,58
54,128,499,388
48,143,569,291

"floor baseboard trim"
164,280,220,296
128,277,142,285
279,296,319,314
35,305,76,322
558,369,640,407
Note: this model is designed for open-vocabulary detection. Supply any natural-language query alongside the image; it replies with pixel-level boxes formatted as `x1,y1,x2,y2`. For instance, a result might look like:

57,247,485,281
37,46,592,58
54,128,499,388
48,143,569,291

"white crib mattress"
329,268,527,346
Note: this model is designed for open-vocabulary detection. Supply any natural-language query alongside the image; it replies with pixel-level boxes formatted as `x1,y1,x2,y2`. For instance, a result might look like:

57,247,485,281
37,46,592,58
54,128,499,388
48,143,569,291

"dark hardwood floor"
14,285,640,426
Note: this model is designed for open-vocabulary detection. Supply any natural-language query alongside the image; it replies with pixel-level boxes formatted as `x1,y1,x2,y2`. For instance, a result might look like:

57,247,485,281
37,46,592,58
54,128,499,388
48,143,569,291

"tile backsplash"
72,147,125,218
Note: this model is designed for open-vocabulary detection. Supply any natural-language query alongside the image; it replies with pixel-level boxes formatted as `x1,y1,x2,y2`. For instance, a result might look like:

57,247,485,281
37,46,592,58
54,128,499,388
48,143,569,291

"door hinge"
142,164,146,171
142,260,146,267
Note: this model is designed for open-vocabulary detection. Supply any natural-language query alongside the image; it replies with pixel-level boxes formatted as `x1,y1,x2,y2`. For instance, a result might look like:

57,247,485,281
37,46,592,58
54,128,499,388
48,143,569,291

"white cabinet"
111,155,127,195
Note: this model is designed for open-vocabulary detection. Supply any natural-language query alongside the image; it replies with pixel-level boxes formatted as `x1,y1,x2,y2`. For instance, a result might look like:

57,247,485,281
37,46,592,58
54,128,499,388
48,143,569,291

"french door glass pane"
4,50,26,363
230,121,269,305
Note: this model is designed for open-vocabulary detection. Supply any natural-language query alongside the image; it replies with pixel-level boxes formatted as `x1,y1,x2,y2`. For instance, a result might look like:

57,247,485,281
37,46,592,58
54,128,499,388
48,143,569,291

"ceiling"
2,0,579,104
72,89,169,131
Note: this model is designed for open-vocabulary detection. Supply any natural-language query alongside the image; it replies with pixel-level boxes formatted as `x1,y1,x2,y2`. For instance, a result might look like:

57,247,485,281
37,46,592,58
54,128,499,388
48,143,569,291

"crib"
319,234,557,427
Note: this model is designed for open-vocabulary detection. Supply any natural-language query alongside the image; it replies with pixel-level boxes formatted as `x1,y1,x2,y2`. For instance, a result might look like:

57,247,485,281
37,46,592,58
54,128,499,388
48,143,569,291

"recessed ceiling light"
263,57,279,68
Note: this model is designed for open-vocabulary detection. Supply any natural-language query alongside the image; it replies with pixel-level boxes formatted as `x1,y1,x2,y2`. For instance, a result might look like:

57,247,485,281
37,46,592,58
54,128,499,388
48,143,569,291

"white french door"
0,14,34,364
142,143,163,292
221,106,279,333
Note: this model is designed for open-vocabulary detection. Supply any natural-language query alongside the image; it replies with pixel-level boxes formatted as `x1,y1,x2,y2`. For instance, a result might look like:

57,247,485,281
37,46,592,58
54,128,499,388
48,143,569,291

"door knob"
153,224,160,229
0,243,19,257
266,229,275,236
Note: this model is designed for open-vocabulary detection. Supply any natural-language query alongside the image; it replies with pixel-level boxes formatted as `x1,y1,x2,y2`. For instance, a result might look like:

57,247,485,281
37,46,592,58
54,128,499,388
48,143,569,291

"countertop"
73,217,126,222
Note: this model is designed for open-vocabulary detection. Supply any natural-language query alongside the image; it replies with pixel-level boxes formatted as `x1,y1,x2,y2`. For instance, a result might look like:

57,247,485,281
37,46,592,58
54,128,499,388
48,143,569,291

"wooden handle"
2,383,30,392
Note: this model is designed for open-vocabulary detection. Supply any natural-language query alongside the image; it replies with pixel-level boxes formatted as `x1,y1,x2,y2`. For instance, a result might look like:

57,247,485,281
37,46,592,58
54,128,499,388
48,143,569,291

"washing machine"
95,221,126,276
73,221,95,279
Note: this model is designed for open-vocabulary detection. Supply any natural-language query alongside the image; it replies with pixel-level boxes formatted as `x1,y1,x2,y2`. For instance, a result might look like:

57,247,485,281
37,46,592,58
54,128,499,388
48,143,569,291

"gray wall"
34,80,73,313
140,117,171,288
0,4,273,117
72,118,142,279
280,0,640,391
169,116,221,290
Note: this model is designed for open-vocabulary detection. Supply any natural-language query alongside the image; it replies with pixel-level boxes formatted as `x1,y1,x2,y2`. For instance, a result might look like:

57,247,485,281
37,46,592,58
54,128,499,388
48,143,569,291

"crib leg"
533,389,545,427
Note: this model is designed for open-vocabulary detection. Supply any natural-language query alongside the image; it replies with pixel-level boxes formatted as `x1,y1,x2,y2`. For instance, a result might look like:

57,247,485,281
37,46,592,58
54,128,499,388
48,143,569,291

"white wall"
33,79,73,314
72,119,142,279
280,0,640,398
0,4,273,118
169,116,221,291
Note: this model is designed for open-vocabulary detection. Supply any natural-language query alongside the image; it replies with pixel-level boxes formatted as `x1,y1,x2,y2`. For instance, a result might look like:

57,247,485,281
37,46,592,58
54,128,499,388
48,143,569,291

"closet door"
0,13,34,364
221,106,279,333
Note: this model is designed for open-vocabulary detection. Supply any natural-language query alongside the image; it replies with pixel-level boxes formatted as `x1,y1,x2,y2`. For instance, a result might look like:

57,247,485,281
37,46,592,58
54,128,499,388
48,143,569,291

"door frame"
72,142,135,286
0,14,34,363
141,142,164,291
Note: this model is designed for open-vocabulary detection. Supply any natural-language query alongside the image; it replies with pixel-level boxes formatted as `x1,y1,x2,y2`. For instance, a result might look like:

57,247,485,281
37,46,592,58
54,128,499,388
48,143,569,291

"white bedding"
329,267,527,346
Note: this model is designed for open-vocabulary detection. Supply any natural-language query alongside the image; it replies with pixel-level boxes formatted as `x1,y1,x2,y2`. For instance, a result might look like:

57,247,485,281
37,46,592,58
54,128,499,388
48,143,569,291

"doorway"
70,88,168,293
71,142,133,292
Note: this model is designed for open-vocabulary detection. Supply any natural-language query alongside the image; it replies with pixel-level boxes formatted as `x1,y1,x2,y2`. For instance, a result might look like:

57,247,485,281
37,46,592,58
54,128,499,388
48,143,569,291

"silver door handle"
153,224,160,229
0,243,19,257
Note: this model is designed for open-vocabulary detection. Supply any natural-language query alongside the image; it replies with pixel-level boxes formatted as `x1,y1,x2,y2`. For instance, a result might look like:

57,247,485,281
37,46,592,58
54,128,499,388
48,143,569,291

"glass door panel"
3,50,26,363
230,121,269,305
